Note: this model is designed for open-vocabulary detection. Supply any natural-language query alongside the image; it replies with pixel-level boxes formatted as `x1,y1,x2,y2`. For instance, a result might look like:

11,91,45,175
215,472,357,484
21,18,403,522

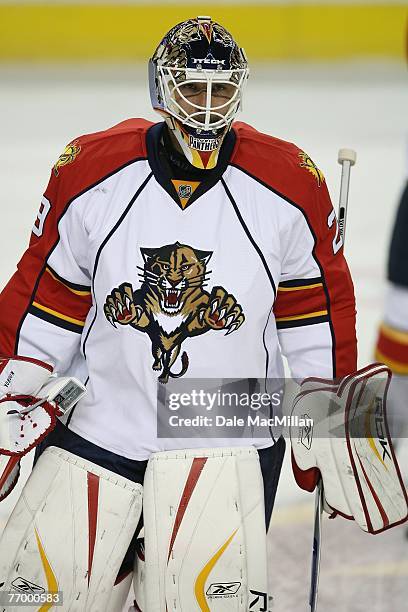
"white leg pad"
138,446,269,611
0,446,142,611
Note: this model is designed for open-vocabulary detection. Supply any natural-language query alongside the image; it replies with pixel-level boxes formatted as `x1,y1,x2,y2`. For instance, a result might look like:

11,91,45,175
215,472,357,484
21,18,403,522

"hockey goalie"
0,16,406,612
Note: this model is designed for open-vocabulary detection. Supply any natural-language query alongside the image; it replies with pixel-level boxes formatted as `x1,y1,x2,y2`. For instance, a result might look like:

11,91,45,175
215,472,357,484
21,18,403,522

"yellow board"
0,4,406,61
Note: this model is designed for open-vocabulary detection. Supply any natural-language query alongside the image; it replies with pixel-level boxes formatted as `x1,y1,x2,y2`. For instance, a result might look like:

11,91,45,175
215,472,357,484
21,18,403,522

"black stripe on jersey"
263,305,273,380
81,172,153,360
279,277,322,289
276,314,330,330
388,181,408,288
15,156,148,354
276,315,329,329
229,163,337,377
28,304,83,334
47,264,91,292
262,305,276,444
221,178,277,297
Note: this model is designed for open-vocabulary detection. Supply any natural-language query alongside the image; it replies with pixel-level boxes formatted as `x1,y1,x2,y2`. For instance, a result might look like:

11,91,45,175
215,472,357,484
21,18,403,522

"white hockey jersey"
0,119,357,460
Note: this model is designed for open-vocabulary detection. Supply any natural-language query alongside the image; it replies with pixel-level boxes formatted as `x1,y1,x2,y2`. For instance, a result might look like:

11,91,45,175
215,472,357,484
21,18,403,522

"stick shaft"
309,479,323,611
338,160,352,244
309,151,355,611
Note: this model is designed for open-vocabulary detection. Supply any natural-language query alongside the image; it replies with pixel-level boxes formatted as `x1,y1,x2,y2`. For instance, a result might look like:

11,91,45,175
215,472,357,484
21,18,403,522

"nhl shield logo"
178,184,192,200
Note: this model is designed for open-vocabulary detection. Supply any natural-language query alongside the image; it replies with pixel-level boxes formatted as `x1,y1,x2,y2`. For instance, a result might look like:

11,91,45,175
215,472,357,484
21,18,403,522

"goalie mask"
149,16,249,169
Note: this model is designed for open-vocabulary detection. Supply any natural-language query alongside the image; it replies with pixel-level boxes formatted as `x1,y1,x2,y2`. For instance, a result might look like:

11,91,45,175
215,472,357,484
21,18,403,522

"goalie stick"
309,148,357,612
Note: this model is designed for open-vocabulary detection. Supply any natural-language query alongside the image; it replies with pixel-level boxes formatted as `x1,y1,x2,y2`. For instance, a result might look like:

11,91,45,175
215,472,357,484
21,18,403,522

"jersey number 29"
327,209,343,255
32,196,51,238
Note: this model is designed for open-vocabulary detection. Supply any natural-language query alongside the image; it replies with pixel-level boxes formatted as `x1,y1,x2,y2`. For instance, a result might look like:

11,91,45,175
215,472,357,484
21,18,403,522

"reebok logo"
206,581,241,597
11,577,45,594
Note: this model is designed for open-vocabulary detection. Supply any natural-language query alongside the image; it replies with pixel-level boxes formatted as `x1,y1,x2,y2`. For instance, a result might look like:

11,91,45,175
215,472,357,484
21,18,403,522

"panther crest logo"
104,242,245,383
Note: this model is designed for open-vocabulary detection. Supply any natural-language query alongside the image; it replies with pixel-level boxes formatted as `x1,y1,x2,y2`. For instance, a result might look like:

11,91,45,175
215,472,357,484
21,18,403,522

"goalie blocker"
291,363,408,533
0,355,86,500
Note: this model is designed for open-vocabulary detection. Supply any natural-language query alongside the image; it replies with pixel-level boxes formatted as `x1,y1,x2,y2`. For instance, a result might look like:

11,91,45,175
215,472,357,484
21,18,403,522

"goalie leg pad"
0,454,20,501
138,446,269,612
0,446,142,611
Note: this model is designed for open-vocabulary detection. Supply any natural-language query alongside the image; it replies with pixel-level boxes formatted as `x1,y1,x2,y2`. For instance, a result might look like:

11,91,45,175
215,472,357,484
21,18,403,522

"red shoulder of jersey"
231,121,328,234
232,123,356,378
45,118,154,210
0,119,154,356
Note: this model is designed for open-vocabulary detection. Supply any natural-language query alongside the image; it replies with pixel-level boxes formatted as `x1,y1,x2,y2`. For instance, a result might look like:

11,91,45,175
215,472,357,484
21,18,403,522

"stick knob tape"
338,148,357,165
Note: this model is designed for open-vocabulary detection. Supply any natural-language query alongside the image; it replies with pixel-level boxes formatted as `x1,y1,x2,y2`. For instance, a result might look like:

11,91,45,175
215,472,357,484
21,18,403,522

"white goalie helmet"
149,16,249,169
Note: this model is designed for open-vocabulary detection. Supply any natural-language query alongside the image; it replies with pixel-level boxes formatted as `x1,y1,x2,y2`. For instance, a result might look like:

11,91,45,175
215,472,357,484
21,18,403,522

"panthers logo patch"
299,152,325,187
104,242,245,383
53,141,81,177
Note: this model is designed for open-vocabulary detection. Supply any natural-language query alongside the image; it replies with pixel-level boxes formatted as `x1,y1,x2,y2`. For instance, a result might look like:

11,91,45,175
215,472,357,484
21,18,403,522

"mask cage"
154,65,249,132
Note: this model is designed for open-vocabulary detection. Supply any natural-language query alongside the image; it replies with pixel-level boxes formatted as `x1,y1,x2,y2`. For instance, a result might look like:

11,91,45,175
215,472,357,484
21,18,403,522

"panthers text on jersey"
0,119,357,459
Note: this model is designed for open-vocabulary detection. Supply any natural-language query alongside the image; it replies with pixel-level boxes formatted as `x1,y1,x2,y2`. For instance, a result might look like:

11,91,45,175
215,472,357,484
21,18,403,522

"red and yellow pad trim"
165,456,240,611
375,322,408,375
194,529,238,611
35,528,58,612
274,277,329,329
87,472,100,586
167,457,207,562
